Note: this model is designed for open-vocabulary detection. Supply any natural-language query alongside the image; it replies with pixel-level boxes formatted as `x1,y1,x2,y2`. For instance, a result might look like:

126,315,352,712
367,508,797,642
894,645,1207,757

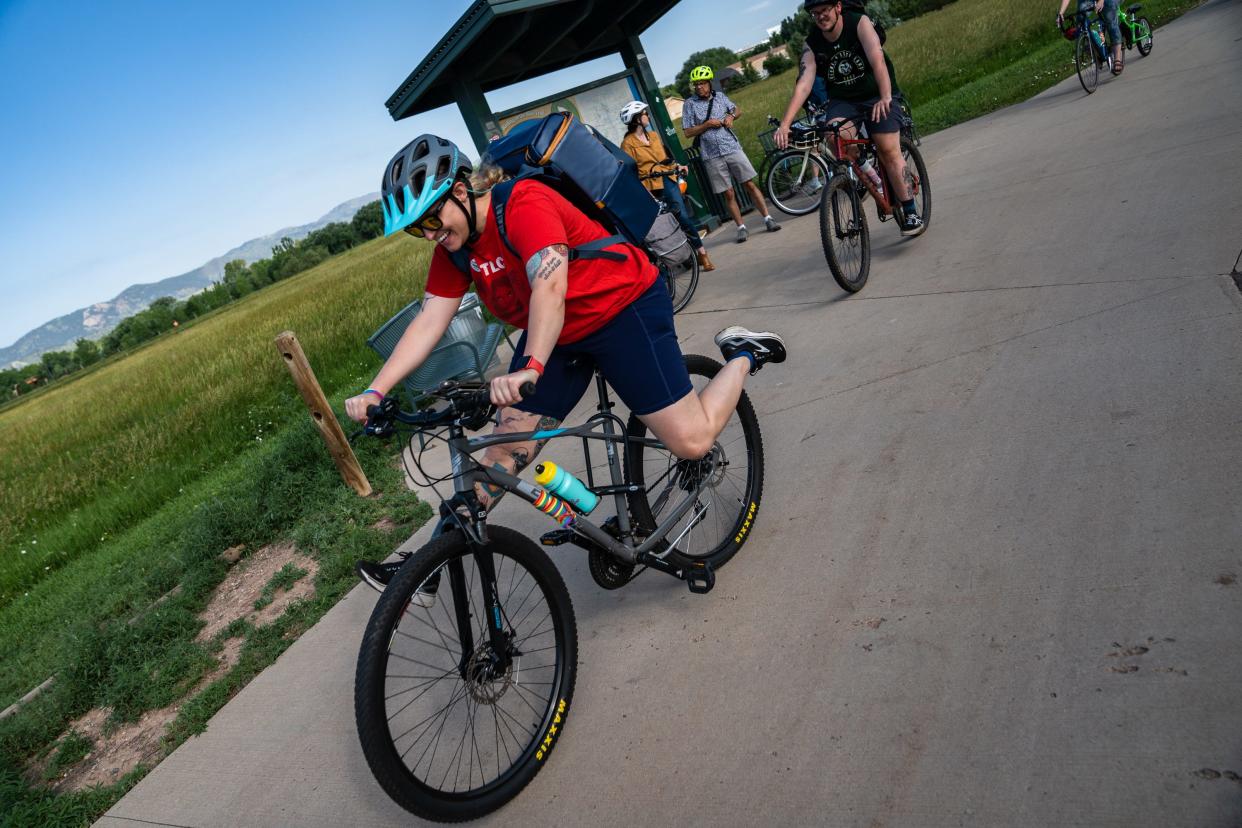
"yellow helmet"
689,65,714,83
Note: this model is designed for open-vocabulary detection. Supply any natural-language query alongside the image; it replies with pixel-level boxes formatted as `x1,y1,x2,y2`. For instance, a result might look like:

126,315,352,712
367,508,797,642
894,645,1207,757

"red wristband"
522,356,545,377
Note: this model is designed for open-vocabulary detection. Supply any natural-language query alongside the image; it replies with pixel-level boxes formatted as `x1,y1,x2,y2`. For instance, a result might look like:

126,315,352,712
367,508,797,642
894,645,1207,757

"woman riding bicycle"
618,100,715,273
346,134,786,588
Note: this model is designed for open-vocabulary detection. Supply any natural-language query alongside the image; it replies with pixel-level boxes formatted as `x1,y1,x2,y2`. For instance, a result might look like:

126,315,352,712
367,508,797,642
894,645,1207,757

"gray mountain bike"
354,357,763,821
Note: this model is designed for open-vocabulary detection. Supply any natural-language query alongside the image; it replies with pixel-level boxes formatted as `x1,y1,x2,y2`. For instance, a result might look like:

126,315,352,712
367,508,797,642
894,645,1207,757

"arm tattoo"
525,244,569,285
798,48,813,81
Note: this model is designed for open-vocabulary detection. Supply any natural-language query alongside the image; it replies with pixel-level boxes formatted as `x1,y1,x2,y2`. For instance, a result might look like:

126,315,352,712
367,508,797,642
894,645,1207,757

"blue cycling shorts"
509,279,693,421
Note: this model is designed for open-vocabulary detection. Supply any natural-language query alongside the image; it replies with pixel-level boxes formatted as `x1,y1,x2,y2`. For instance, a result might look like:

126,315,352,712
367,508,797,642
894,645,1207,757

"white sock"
736,222,746,229
763,215,773,221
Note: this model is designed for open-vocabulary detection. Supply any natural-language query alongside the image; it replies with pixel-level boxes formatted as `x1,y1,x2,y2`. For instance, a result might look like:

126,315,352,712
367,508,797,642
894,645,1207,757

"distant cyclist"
348,135,786,590
773,0,926,236
1057,0,1124,74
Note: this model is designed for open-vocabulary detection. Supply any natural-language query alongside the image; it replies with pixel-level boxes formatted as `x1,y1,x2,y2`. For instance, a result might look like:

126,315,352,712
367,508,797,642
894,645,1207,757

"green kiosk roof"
386,0,681,120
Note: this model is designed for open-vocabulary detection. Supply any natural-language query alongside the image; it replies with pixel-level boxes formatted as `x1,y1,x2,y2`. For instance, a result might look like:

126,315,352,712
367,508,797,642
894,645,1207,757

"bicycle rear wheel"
766,150,830,216
661,246,700,314
899,137,932,230
820,174,870,293
355,526,577,822
624,354,764,569
1076,32,1099,93
1136,17,1153,55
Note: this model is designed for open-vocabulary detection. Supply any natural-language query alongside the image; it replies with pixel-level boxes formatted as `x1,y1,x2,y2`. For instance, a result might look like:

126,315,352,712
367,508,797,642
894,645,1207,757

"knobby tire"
355,527,577,822
820,174,870,293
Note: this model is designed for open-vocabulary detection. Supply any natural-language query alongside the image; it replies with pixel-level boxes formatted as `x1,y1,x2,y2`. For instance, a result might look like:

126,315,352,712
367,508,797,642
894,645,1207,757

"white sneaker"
714,327,788,374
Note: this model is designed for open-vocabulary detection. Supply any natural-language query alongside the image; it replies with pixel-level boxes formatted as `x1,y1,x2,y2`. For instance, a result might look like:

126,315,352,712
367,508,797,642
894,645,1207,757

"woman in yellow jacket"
619,101,715,272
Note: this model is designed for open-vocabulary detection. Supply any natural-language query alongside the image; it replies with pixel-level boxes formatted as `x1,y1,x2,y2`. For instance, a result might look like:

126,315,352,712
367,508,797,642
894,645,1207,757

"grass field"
0,234,430,606
0,234,437,824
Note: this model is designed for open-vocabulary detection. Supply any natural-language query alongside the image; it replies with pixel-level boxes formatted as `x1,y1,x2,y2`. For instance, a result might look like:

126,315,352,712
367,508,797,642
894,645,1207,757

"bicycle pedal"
540,529,576,546
685,561,715,594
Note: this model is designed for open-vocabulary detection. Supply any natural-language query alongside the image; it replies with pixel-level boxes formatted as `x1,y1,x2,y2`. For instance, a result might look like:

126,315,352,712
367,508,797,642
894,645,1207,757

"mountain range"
1,193,378,368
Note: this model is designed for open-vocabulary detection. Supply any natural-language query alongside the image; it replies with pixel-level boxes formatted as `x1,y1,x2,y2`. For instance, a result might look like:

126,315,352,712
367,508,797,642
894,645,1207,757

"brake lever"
363,397,400,438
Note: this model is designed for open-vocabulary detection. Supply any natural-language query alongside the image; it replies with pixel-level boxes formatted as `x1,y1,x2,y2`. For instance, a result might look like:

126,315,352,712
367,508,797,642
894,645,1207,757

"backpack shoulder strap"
567,235,628,264
488,177,523,261
447,247,472,274
446,177,524,275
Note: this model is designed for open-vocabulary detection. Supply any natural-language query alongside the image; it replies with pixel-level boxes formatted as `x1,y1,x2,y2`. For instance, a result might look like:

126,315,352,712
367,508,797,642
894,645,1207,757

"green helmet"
689,65,714,83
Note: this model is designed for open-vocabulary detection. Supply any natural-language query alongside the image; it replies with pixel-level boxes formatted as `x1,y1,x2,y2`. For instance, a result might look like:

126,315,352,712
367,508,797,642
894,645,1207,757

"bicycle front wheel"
624,354,764,569
661,246,700,314
355,526,577,822
766,150,831,216
1076,33,1099,93
820,174,870,293
1136,17,1153,55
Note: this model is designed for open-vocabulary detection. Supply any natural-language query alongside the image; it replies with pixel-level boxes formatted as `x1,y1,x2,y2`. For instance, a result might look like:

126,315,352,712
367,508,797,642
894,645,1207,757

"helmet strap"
447,188,481,246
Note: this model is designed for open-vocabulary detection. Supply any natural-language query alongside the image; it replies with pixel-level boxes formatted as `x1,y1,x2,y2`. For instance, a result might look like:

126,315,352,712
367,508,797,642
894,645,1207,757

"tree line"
3,200,384,399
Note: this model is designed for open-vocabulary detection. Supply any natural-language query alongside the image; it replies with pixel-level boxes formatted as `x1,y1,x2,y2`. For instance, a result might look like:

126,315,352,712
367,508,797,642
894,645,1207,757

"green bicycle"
1119,5,1155,57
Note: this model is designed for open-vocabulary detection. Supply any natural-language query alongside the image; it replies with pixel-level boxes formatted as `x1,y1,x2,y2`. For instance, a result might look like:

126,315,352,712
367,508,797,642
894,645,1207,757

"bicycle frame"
825,128,902,219
415,374,719,671
1117,9,1149,47
1069,10,1109,62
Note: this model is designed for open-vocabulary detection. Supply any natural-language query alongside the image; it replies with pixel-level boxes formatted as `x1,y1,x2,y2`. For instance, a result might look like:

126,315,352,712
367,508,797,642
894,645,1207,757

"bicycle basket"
758,127,779,156
644,211,691,262
790,132,818,151
760,124,817,154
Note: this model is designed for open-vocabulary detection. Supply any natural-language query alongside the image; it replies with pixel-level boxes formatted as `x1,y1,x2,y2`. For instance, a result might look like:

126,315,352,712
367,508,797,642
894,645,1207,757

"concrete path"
100,2,1242,825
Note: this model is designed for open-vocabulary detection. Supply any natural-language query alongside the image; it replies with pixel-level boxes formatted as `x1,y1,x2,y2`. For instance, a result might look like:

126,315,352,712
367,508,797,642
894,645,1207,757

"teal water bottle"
534,462,599,515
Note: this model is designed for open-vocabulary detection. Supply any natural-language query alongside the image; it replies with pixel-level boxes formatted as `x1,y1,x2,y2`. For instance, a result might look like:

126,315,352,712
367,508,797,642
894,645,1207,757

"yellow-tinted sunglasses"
402,195,450,238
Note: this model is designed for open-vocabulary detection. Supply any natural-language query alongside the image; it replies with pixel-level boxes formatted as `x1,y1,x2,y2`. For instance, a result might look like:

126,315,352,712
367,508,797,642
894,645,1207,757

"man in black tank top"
774,0,925,236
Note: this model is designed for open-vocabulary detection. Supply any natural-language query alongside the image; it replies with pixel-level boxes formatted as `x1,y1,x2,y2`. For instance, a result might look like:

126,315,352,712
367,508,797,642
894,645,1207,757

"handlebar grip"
519,381,537,399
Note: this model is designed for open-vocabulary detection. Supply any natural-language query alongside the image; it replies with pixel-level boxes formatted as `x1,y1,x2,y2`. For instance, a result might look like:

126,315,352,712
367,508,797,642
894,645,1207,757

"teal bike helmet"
381,135,474,237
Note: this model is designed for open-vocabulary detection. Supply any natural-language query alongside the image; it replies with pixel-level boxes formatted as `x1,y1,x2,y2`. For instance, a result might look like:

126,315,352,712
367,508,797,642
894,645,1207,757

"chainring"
588,548,636,590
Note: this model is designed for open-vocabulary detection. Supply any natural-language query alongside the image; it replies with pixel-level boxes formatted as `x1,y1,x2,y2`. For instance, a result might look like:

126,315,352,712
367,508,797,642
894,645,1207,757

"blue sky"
0,0,792,347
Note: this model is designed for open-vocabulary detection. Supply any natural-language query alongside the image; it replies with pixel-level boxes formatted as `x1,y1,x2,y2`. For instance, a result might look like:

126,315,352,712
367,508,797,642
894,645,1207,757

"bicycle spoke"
394,627,458,657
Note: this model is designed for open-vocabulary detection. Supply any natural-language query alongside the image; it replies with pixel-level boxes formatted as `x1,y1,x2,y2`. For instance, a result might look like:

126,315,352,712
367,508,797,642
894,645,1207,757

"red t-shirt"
424,180,659,344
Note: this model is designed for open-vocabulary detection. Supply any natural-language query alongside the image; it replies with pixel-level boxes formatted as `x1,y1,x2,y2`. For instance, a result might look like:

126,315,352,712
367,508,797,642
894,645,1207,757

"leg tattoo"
473,410,561,510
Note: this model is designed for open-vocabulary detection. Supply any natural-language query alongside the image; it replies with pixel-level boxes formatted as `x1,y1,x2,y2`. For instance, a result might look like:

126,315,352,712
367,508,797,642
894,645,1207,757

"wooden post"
275,331,372,496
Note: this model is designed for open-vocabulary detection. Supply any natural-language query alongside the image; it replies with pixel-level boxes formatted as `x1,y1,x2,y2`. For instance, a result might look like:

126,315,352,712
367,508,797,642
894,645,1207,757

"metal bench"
366,292,512,407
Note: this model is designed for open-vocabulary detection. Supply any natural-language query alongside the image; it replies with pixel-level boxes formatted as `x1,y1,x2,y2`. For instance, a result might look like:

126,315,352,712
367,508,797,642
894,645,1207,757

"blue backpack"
449,112,660,274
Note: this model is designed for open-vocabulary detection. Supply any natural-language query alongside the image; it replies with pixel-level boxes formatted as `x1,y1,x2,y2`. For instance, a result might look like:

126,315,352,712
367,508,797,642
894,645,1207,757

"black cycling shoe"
898,211,926,237
356,557,438,606
714,326,787,375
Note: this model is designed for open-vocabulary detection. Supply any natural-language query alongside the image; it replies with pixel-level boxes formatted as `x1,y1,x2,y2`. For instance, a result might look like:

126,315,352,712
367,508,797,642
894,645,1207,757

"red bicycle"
817,112,930,293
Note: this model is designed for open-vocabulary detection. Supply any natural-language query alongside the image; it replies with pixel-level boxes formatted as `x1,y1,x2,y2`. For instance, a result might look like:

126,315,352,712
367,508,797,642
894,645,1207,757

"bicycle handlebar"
363,380,537,437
